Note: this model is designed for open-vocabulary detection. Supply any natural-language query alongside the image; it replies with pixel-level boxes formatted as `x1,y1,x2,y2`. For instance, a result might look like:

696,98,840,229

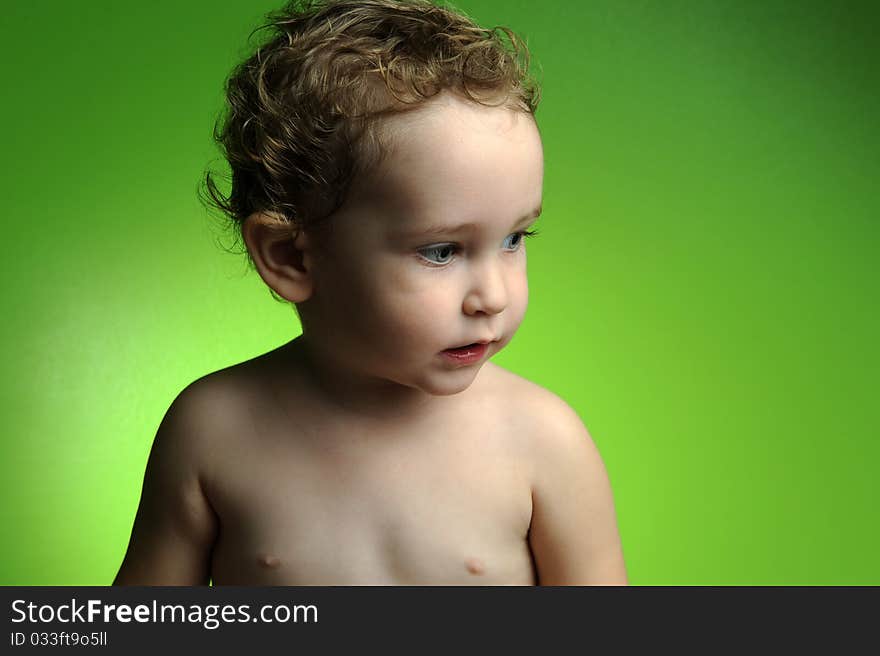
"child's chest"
205,415,536,585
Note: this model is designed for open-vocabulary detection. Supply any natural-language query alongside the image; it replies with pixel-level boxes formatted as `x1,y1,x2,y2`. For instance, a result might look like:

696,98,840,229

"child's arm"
114,386,219,585
528,397,628,585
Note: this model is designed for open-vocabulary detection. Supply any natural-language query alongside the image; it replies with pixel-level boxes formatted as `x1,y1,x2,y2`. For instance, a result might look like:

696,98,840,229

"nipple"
258,554,281,568
464,557,485,576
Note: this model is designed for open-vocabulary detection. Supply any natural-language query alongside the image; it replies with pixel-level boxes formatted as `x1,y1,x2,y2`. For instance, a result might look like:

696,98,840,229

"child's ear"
243,212,315,303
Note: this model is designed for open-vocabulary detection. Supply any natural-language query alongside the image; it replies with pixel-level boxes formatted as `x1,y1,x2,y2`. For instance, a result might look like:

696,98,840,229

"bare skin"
114,339,626,585
114,92,627,585
217,341,530,585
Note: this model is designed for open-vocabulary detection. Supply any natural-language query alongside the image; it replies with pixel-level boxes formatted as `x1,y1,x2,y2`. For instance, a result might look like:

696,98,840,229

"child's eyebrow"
401,205,542,238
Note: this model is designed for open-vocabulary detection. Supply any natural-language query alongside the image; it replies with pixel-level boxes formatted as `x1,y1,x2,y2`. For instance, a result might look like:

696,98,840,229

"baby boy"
114,0,627,585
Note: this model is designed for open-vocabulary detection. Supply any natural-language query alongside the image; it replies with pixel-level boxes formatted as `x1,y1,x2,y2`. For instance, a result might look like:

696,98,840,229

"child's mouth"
440,342,489,364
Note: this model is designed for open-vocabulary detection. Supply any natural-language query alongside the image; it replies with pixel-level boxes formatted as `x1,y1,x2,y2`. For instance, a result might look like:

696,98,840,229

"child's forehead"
354,96,543,230
388,93,535,152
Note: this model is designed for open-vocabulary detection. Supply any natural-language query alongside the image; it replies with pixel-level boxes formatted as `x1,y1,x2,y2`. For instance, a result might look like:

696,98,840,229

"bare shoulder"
479,364,628,584
140,371,250,504
173,341,299,429
479,362,594,455
165,368,253,443
160,342,313,460
114,365,258,585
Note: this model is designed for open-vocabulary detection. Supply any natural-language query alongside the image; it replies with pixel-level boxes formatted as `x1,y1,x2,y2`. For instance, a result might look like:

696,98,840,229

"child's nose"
462,259,508,316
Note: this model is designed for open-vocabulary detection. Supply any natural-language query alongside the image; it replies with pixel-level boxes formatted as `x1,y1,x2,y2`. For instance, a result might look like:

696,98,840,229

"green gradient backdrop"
1,0,877,585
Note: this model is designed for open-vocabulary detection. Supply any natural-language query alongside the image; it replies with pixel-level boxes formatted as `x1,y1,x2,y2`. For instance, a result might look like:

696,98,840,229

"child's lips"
440,342,490,364
443,338,495,351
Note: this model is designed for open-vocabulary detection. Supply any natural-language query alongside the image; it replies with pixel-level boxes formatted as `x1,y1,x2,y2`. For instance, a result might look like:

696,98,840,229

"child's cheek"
505,275,529,331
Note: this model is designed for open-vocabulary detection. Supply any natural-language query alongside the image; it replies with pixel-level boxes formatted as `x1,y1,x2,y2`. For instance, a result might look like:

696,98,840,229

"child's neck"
288,335,442,425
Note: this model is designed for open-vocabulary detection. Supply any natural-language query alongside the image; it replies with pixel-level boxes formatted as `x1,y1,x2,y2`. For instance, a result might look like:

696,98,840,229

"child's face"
300,92,543,397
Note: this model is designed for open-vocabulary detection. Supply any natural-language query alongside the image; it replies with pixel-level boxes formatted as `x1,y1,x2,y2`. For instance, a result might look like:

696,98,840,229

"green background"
1,0,876,585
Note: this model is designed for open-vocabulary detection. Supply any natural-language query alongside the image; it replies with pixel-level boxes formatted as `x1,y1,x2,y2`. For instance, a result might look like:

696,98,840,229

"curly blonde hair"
200,0,541,288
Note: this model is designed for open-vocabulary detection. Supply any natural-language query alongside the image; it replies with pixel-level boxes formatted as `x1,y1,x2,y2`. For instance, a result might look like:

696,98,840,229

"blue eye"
502,233,522,250
503,229,539,251
418,244,457,265
416,230,538,267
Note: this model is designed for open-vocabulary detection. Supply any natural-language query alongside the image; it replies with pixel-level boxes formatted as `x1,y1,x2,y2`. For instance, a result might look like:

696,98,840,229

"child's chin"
417,368,482,396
